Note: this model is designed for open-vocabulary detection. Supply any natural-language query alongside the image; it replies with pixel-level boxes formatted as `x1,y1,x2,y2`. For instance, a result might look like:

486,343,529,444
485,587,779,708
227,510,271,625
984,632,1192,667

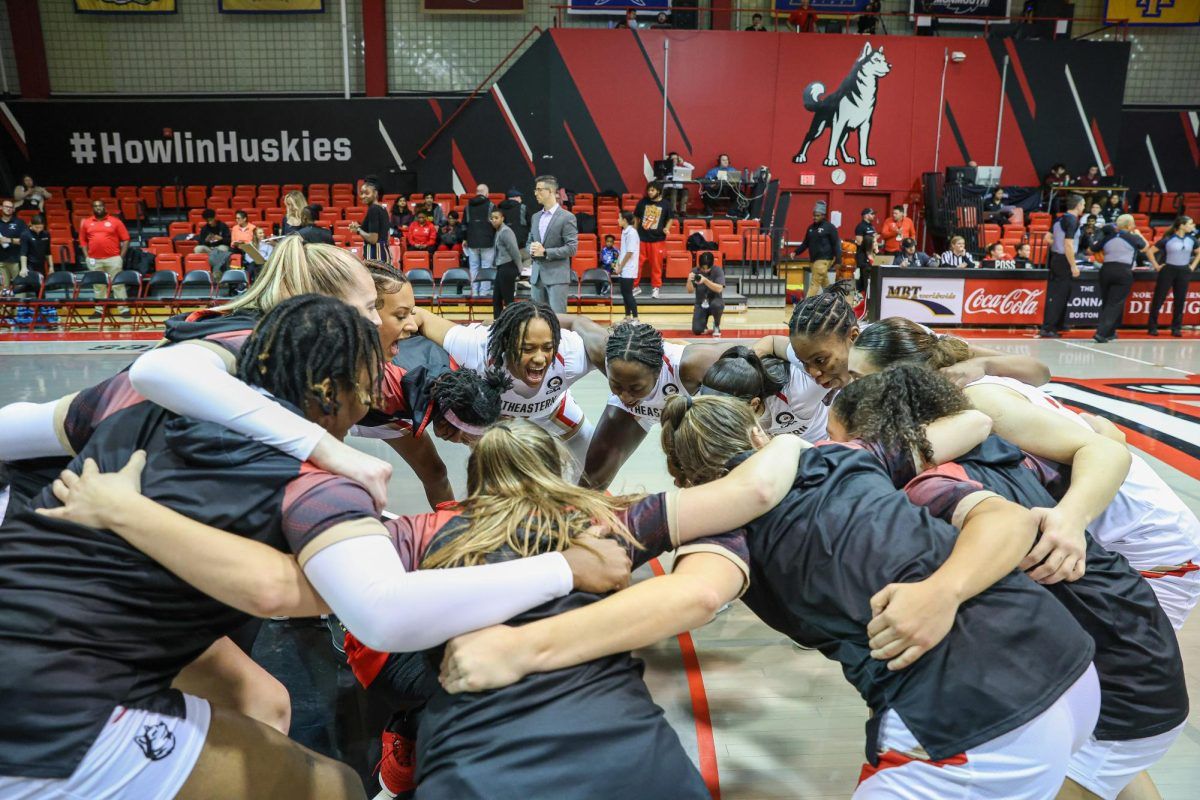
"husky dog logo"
793,42,892,168
546,376,564,392
662,383,680,396
134,722,176,761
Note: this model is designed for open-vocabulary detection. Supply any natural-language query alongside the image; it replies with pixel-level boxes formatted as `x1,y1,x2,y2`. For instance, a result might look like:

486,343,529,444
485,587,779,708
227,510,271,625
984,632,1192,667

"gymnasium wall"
1118,108,1200,193
415,29,1130,233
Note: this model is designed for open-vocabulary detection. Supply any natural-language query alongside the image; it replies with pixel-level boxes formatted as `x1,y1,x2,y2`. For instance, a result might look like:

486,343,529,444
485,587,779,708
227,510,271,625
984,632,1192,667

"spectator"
527,174,577,313
404,212,439,253
688,251,725,338
12,175,51,212
230,210,258,251
702,153,735,182
599,234,620,275
464,183,496,294
195,208,232,273
666,151,695,216
939,235,976,268
0,198,28,289
1075,165,1102,188
651,11,672,28
634,180,673,299
294,206,334,245
1014,241,1036,269
419,192,447,227
350,177,390,262
788,0,816,32
854,208,877,291
891,237,934,268
498,188,529,248
616,9,638,28
793,200,841,296
390,197,414,235
616,211,640,321
1042,163,1069,191
281,190,307,235
879,206,914,254
491,209,522,318
79,199,130,318
1081,201,1106,229
1102,193,1124,223
857,0,880,34
702,154,740,215
438,211,464,252
982,188,1012,224
19,214,53,277
981,241,1016,269
745,12,768,30
235,224,272,282
1038,194,1084,338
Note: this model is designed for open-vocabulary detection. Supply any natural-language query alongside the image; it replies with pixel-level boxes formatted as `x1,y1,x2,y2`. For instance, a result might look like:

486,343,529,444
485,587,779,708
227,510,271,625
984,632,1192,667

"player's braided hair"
700,345,785,402
365,260,408,297
236,294,382,417
833,364,971,469
432,367,513,427
487,301,561,370
605,321,664,373
787,288,858,342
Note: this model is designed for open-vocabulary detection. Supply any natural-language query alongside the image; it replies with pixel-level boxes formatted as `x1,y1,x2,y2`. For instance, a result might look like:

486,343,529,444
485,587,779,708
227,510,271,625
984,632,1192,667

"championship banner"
219,0,325,13
568,0,669,15
774,0,871,13
75,0,176,14
879,276,965,324
909,0,1010,19
1105,0,1199,26
426,0,524,12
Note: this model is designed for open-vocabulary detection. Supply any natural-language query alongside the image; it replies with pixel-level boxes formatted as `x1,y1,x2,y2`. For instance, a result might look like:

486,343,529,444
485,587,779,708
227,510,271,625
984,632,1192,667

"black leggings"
1149,264,1191,333
619,277,638,318
494,261,520,318
692,298,724,334
1096,262,1132,338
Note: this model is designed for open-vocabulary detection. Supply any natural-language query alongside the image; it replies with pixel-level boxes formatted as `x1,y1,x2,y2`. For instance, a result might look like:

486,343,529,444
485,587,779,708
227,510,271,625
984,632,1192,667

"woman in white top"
617,211,640,320
697,346,829,441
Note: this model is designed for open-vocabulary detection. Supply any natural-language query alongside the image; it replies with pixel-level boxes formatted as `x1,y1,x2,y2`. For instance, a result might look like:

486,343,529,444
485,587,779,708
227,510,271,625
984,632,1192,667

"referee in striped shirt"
939,236,976,268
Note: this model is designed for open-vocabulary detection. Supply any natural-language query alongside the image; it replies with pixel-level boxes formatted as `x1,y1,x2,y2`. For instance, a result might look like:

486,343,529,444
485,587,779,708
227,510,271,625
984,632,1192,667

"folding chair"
178,270,215,308
218,269,248,298
42,271,85,329
437,268,474,320
104,270,148,329
2,271,44,328
573,268,613,321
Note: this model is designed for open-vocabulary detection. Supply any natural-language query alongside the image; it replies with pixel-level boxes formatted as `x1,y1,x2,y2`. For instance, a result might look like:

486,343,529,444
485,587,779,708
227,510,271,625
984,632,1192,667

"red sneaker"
376,730,417,797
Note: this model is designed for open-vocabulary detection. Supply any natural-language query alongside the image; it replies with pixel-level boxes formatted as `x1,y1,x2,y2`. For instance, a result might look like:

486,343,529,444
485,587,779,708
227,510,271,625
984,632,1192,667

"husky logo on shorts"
134,721,176,761
546,376,563,392
775,411,796,428
663,384,680,396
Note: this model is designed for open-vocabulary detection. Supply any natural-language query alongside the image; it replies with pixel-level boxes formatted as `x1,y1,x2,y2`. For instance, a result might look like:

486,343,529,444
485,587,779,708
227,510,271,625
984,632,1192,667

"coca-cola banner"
879,276,964,324
961,278,1045,325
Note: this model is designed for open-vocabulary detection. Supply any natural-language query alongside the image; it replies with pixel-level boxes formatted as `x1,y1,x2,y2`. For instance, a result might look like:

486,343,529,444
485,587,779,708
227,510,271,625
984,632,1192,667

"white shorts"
854,664,1100,800
0,694,210,800
1066,721,1186,800
1142,568,1200,630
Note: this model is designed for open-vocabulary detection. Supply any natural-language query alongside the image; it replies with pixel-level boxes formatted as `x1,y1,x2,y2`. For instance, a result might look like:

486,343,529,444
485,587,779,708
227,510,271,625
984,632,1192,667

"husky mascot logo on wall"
792,42,892,168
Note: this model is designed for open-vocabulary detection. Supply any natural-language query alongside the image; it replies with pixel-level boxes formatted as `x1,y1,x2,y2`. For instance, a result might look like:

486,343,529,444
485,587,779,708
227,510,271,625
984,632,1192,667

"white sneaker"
651,288,660,299
713,328,721,338
632,286,642,297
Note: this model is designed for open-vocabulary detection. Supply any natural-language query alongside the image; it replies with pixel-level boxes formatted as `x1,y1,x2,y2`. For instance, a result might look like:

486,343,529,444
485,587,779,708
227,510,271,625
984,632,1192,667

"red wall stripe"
363,0,388,97
648,557,722,800
1090,118,1112,173
5,0,50,98
1181,112,1200,167
562,119,599,192
1003,38,1036,120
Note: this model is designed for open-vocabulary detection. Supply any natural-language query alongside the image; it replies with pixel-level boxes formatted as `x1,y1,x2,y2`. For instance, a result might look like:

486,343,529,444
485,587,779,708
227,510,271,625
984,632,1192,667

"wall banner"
74,0,176,14
568,0,669,15
879,276,965,323
426,0,524,12
1105,0,1199,27
774,1,872,12
961,277,1045,325
219,0,325,14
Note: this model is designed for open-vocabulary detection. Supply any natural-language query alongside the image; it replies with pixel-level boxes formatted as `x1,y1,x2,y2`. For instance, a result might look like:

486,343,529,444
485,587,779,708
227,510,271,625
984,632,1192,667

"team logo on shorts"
546,376,563,392
663,384,680,396
134,721,176,761
775,411,796,428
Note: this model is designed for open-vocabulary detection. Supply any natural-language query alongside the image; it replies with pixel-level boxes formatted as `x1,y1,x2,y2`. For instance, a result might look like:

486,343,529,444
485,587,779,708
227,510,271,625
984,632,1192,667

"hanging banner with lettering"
425,0,524,12
773,0,871,13
219,0,325,13
909,0,1010,19
568,0,669,15
74,0,176,14
1105,0,1199,26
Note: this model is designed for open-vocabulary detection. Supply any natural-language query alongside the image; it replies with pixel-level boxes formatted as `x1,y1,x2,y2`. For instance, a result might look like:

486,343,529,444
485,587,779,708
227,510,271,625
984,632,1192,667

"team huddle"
0,238,1196,800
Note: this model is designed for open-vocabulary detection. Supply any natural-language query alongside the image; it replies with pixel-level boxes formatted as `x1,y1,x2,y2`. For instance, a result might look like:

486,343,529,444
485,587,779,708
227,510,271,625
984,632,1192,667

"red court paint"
648,557,721,800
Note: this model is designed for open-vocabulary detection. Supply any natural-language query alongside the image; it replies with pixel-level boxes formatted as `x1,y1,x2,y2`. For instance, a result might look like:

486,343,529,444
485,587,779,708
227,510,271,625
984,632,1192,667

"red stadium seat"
155,253,183,276
402,251,431,271
572,252,599,277
432,251,460,279
665,252,692,279
184,253,210,274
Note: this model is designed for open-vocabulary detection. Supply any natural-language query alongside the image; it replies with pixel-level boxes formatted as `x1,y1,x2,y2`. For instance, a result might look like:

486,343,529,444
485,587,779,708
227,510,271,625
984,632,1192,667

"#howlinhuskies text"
793,42,892,168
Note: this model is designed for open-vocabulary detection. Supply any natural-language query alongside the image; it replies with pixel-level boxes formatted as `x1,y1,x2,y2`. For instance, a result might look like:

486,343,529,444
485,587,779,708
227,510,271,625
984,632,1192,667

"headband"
441,407,489,437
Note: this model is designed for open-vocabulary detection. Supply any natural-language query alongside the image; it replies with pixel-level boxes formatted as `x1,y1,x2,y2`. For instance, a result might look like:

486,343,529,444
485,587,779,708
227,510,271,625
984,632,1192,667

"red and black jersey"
696,445,1095,765
345,495,734,799
0,396,378,779
899,435,1188,742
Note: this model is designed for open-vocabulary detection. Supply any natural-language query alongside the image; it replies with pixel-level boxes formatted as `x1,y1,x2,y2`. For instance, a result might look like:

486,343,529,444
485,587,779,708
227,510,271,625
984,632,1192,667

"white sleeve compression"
128,343,326,461
302,535,574,652
0,401,68,461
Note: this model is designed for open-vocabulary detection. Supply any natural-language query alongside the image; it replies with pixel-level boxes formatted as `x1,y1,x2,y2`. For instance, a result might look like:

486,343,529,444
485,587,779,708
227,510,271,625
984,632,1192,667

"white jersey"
607,342,689,431
968,376,1200,572
443,323,593,437
761,362,830,443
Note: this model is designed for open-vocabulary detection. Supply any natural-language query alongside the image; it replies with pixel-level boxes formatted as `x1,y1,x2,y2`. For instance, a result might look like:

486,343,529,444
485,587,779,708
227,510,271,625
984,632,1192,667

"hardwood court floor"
1,332,1197,798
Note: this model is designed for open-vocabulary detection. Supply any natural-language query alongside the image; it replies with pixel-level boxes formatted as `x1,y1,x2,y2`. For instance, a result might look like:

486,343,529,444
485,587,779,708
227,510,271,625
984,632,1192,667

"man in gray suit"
527,174,577,313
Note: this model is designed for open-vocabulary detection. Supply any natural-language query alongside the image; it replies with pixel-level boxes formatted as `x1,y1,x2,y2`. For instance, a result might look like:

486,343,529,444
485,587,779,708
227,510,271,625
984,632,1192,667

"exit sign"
862,174,878,187
800,173,816,186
